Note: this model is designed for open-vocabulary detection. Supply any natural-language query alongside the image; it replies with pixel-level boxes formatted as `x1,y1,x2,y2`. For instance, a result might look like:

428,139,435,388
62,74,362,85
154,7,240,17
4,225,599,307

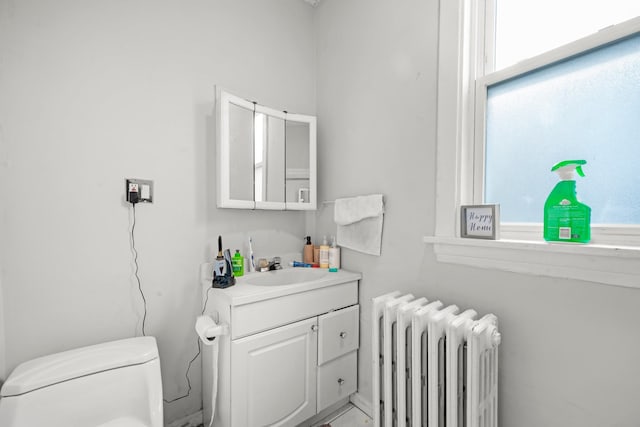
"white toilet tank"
0,336,163,427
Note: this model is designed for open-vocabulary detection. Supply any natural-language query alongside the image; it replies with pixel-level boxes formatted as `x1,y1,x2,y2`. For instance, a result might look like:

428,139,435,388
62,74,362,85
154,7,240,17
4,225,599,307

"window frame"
474,12,640,243
428,0,640,288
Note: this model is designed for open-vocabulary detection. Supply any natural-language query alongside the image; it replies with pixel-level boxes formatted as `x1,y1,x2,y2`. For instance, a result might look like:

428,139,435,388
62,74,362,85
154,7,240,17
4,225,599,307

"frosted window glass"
485,33,640,224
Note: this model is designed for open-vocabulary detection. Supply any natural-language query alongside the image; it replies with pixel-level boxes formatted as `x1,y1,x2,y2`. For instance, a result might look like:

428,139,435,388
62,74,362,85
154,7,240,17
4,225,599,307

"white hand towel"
334,194,384,256
334,194,384,225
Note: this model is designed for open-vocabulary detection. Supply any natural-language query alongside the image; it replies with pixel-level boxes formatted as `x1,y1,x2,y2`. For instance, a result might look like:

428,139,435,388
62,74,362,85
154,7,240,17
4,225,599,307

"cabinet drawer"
318,304,359,365
232,281,358,339
317,351,357,413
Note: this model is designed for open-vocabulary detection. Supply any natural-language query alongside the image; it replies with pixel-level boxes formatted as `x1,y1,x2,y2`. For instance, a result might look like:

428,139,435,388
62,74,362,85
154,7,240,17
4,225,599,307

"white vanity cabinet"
231,317,318,426
202,269,361,427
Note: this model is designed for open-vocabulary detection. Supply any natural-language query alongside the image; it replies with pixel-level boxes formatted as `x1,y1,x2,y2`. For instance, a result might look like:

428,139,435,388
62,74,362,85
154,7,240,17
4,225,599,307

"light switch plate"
126,178,154,203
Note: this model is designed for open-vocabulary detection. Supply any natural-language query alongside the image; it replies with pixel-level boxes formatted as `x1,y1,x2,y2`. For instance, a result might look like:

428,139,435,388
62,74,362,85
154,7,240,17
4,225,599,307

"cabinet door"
231,317,318,427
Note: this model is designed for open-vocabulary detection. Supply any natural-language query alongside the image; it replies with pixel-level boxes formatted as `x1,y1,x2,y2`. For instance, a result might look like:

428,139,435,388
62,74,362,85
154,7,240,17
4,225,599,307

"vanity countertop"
200,264,361,306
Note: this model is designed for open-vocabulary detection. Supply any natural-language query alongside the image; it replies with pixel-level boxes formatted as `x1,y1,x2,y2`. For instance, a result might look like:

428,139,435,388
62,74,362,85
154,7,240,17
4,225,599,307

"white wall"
315,1,640,426
314,0,439,412
0,276,5,385
0,0,315,423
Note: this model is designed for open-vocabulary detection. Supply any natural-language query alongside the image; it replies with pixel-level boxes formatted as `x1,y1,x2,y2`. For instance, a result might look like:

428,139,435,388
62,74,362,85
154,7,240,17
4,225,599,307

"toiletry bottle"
319,236,329,268
232,249,244,277
329,236,340,269
303,236,314,264
290,260,312,268
544,160,591,243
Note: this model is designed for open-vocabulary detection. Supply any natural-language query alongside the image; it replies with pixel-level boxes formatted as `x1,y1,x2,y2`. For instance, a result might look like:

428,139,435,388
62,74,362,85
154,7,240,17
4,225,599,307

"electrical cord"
130,203,148,336
163,340,200,404
163,286,214,404
129,198,214,404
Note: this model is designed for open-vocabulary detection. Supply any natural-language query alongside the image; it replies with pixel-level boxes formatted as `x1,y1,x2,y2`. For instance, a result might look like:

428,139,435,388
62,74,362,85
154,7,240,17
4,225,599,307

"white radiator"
372,292,501,427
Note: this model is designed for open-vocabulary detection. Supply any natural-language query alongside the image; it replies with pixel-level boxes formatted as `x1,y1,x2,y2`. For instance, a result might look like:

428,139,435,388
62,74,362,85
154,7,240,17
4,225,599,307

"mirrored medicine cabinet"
216,88,317,210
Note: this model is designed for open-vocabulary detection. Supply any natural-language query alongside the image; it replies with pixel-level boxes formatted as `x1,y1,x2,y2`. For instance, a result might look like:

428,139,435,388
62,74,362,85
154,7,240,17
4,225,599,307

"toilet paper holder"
195,315,229,344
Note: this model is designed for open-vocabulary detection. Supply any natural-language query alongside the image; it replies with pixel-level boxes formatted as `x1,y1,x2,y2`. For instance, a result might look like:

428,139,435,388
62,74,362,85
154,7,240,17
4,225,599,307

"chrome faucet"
268,257,282,271
257,256,282,272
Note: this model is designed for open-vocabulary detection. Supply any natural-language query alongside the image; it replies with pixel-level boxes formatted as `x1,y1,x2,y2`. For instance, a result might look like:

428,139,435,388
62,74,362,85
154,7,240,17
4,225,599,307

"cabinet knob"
311,325,318,332
339,331,347,339
337,378,345,386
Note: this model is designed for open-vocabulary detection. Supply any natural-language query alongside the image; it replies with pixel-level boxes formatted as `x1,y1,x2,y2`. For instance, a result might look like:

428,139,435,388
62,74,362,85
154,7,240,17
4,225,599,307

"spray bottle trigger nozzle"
551,160,587,180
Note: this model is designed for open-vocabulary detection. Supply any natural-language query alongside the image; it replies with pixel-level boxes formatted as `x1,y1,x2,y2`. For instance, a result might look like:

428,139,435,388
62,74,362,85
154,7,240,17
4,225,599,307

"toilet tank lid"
0,337,159,397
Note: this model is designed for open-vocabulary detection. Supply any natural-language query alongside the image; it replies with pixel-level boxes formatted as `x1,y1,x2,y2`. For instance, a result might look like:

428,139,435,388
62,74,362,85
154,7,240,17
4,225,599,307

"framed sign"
460,204,500,239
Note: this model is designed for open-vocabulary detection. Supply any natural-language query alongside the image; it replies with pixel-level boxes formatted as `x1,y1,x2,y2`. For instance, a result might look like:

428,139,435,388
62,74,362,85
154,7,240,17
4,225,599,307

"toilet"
0,336,163,427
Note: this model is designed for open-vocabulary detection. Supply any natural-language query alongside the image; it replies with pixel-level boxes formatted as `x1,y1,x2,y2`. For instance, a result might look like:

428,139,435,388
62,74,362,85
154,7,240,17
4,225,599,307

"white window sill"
423,236,640,289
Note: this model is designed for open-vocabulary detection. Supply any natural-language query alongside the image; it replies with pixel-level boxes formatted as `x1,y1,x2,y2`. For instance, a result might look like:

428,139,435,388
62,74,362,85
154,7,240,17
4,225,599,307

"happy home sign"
460,204,500,240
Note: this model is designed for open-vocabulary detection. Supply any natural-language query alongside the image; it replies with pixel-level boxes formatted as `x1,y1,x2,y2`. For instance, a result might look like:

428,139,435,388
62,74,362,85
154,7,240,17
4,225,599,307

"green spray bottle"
543,160,591,243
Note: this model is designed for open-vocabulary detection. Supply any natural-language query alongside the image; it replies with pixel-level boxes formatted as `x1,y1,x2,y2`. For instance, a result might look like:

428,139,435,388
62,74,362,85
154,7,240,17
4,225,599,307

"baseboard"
166,410,203,427
349,392,373,419
164,395,371,427
298,398,351,427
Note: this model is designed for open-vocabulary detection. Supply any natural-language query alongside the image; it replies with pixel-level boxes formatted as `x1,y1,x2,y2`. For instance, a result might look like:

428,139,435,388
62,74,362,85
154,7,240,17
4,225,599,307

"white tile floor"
314,404,372,427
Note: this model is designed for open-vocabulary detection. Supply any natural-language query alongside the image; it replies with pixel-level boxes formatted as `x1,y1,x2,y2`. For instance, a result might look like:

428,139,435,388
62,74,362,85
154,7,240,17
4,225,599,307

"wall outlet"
126,178,154,203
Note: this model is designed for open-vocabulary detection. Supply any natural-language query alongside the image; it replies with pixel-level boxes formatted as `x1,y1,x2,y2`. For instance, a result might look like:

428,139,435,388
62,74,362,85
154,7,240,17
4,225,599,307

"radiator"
372,291,501,427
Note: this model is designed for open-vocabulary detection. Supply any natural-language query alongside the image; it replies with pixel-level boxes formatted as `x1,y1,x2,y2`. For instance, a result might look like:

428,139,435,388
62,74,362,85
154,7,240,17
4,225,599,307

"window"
428,0,640,288
476,2,640,239
493,0,640,71
482,31,640,225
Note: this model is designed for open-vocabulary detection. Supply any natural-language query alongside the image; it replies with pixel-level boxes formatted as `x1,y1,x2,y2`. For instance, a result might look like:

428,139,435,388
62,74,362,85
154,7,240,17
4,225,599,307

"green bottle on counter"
232,249,244,277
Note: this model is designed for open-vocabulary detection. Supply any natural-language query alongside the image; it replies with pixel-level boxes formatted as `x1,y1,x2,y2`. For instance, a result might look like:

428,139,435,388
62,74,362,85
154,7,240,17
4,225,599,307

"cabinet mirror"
216,88,316,210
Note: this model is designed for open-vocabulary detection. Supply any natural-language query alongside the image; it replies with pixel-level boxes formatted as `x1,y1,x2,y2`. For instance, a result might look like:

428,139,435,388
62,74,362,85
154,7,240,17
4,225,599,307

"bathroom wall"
313,0,438,413
0,277,5,384
315,1,640,426
0,0,315,423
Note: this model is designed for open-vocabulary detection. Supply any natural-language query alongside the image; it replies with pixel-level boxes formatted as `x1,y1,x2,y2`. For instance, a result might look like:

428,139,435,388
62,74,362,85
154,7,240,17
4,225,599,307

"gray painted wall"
0,0,315,423
0,275,5,388
314,1,640,427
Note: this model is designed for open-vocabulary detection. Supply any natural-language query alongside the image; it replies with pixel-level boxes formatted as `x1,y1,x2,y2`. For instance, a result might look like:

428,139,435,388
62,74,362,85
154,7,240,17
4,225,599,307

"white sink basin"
243,268,329,286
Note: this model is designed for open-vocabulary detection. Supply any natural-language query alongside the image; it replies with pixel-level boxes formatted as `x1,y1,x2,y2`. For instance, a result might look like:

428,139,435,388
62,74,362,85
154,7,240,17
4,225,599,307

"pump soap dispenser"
303,236,314,264
543,160,591,243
